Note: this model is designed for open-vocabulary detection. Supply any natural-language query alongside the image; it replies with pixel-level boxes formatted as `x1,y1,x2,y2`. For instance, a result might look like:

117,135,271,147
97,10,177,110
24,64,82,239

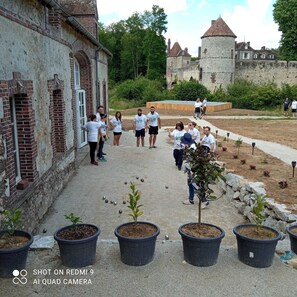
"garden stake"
252,142,256,155
215,130,218,138
226,132,230,142
292,161,296,178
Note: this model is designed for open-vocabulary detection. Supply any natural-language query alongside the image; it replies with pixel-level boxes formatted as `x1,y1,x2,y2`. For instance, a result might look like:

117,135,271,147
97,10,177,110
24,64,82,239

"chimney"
198,46,201,59
185,47,188,53
261,46,265,51
211,20,215,25
247,41,250,47
167,38,171,55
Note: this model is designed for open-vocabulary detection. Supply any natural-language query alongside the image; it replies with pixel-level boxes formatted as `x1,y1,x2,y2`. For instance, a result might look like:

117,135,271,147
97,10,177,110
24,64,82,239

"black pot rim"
0,230,33,253
54,223,100,244
287,224,297,238
233,223,281,242
178,222,225,241
114,221,160,241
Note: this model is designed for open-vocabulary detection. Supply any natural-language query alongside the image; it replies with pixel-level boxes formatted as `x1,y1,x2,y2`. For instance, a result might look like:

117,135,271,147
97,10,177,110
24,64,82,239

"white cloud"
196,0,207,10
222,0,280,49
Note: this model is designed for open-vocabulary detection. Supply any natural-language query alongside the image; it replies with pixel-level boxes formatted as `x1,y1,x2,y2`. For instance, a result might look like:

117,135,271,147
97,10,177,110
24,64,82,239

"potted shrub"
54,213,100,268
114,182,160,266
233,195,281,268
178,144,225,267
0,209,33,278
287,224,297,254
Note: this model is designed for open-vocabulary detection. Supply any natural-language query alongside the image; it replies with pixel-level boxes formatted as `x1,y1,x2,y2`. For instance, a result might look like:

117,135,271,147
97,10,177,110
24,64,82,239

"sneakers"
90,161,98,166
102,152,107,155
201,201,209,209
99,157,107,162
183,200,194,205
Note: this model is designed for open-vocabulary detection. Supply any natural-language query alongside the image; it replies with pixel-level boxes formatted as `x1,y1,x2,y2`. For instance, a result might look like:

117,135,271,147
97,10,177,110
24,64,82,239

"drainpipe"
95,46,102,108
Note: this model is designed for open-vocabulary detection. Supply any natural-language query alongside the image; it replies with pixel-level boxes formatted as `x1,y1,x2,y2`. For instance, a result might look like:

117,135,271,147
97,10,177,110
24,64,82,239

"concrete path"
1,129,297,297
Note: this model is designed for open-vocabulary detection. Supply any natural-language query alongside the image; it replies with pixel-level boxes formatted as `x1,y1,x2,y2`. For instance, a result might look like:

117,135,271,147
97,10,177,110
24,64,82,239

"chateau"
0,0,110,230
166,17,297,91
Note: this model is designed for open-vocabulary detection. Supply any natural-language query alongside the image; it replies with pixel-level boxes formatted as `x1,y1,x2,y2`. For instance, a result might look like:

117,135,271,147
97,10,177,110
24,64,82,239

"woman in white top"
168,121,186,170
83,114,102,165
110,111,122,146
194,98,202,119
187,121,200,143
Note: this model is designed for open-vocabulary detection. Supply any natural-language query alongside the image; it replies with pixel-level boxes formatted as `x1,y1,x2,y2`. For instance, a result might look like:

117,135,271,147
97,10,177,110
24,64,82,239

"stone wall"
216,173,297,233
235,60,297,87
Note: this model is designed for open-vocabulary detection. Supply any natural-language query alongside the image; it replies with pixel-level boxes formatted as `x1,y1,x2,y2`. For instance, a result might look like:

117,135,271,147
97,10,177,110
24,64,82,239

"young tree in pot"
233,195,281,268
54,213,100,268
178,143,226,267
114,182,160,266
0,209,33,278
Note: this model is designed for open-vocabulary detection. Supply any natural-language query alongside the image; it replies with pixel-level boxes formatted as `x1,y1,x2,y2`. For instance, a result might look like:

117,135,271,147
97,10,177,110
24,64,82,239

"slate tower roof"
202,17,236,38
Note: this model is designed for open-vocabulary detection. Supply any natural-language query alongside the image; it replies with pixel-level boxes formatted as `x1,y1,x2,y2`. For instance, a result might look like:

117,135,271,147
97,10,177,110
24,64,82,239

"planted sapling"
127,182,143,222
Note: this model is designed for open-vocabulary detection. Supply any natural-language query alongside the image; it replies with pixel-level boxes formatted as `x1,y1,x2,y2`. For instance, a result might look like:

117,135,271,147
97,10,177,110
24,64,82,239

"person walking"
168,122,186,170
187,121,200,143
133,108,147,147
181,133,209,208
284,98,290,117
291,99,297,117
97,114,108,162
110,111,122,146
200,126,215,154
146,106,161,149
201,97,207,117
194,98,202,119
83,114,102,166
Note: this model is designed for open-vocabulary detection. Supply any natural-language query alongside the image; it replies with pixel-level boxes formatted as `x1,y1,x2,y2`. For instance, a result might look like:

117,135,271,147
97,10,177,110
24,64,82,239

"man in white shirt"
133,108,147,147
291,99,297,117
146,106,161,149
202,97,207,117
200,126,215,154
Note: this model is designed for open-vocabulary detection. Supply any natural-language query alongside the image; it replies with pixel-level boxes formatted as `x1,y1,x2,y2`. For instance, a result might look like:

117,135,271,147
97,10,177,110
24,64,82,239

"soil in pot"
181,223,222,238
118,223,157,238
57,225,97,240
237,225,278,240
0,235,29,249
290,226,297,235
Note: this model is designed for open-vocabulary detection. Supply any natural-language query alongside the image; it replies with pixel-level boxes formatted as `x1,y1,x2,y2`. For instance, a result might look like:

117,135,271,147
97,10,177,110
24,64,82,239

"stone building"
166,17,297,91
0,0,111,231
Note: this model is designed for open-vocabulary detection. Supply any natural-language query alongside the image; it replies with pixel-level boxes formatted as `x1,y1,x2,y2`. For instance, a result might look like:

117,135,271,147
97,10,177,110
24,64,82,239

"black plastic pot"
287,224,297,254
178,223,225,267
54,224,100,268
233,224,281,268
0,230,33,278
114,222,160,266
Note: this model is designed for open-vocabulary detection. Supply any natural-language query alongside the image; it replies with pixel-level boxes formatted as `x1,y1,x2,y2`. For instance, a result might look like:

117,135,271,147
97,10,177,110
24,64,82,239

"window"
254,54,258,59
261,54,266,59
74,59,80,89
243,52,249,59
10,97,21,183
231,49,234,59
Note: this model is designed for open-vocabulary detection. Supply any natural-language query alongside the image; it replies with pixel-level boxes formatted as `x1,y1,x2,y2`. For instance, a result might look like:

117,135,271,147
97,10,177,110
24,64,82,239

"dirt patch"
215,136,297,212
181,223,222,238
57,225,97,240
208,118,297,150
237,225,278,240
0,235,29,249
118,223,157,238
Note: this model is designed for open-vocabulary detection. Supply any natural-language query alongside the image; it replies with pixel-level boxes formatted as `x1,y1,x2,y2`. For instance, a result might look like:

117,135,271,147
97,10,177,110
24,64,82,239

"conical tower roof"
201,17,236,38
168,42,182,57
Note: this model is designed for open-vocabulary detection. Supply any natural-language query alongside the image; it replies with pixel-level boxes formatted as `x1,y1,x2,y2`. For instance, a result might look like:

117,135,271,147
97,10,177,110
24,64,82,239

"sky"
98,0,281,56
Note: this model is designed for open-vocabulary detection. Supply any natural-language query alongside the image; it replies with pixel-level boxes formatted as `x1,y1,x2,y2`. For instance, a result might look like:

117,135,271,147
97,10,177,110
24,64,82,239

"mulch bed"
57,225,97,240
118,223,157,238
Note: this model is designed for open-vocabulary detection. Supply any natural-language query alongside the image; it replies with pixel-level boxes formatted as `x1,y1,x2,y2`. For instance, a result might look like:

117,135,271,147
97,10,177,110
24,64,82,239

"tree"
273,0,297,61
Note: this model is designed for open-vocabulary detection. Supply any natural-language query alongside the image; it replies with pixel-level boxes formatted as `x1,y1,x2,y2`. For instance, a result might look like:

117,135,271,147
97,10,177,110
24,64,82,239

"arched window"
74,59,80,89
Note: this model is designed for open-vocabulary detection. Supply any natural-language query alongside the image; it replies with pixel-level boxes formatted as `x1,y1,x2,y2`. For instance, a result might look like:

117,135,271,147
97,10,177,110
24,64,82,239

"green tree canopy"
273,0,297,61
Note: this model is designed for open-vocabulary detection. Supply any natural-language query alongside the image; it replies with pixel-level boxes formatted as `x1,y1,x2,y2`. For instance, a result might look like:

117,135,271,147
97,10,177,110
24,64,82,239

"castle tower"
200,17,236,91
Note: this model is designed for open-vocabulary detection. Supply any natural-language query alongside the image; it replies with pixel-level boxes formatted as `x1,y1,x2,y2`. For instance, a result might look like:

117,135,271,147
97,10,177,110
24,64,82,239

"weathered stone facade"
166,17,297,91
0,0,111,231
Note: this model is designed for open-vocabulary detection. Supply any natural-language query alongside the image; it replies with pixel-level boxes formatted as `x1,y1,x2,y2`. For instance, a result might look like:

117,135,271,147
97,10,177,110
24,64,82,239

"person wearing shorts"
146,106,161,149
291,99,297,117
194,98,202,119
284,98,290,117
133,108,147,147
110,111,122,146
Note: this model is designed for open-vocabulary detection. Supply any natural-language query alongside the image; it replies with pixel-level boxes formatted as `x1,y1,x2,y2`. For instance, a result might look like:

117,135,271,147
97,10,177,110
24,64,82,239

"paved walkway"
1,127,297,297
